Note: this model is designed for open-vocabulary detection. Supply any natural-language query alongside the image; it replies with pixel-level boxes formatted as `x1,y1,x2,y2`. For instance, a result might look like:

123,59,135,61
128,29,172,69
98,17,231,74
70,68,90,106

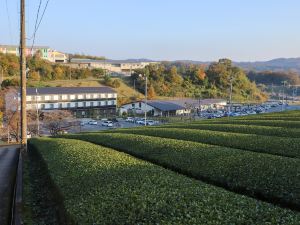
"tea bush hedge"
198,119,300,129
67,132,300,209
162,123,300,138
28,138,300,225
109,128,300,158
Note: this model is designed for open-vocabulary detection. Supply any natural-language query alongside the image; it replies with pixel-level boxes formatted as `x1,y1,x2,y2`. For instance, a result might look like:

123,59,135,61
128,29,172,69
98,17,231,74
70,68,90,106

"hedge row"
235,116,300,121
67,132,300,209
162,123,300,138
109,128,300,158
28,138,300,224
198,119,300,129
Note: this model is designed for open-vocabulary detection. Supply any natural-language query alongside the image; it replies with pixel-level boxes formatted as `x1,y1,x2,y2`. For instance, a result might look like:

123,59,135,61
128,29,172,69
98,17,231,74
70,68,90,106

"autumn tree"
147,85,156,99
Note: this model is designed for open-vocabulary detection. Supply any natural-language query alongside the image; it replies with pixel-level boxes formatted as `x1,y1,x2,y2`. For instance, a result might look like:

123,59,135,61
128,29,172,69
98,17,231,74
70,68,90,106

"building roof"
26,87,116,95
147,100,185,111
122,98,226,112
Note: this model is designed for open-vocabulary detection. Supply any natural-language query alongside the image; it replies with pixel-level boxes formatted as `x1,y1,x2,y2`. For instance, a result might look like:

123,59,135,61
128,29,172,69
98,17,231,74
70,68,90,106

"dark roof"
26,87,116,95
146,100,185,111
122,98,226,112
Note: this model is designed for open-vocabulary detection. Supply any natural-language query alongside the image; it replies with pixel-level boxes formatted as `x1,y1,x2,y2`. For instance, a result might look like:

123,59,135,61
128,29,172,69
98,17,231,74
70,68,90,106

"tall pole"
228,76,233,116
36,88,40,136
20,0,27,148
144,76,147,126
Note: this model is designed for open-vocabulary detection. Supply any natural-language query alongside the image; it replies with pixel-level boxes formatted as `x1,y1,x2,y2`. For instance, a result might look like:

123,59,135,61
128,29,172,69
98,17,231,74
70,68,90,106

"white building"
120,99,227,116
6,87,117,117
69,58,158,76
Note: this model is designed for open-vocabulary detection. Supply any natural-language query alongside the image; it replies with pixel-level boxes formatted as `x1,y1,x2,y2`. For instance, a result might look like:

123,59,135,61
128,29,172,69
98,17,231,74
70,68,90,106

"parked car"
102,121,113,127
88,120,98,125
125,117,134,122
111,118,119,123
146,120,155,126
136,118,146,124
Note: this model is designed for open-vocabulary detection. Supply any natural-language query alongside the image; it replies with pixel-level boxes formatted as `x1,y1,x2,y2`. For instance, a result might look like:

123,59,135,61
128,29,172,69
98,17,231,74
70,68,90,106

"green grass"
65,132,300,209
28,138,300,225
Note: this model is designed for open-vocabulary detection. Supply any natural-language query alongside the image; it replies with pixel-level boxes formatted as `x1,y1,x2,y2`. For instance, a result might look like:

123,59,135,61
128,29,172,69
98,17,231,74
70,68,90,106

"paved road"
0,145,20,225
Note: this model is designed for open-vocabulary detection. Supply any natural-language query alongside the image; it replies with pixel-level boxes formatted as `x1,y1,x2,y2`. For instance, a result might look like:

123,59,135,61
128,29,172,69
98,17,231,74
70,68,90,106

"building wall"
6,90,117,118
0,45,67,63
120,102,155,115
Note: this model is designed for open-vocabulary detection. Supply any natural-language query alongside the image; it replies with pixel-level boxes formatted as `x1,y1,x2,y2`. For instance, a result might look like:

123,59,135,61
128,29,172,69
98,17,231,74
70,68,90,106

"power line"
30,0,43,47
5,0,14,44
30,0,50,52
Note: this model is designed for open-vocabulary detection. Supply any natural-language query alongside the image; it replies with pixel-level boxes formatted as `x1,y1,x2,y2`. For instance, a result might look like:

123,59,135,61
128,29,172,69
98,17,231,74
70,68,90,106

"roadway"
0,144,20,225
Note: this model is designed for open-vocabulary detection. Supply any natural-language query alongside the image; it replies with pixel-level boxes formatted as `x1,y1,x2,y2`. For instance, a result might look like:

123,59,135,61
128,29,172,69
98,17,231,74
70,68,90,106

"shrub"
163,123,300,138
108,127,300,159
28,138,300,224
198,119,300,129
66,132,300,210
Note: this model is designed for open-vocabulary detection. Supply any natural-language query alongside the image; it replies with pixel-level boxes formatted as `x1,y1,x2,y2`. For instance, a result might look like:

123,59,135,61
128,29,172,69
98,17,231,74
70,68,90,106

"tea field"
25,110,300,224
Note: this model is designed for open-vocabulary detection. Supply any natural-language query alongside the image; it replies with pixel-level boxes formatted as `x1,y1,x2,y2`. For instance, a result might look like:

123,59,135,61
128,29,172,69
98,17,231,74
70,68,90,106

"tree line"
0,53,105,86
247,70,300,86
131,59,267,102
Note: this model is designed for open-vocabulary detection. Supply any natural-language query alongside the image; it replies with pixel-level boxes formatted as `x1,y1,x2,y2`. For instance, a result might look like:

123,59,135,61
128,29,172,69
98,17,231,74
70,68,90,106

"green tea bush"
109,127,300,158
198,119,300,128
67,133,300,210
163,123,300,138
28,138,300,225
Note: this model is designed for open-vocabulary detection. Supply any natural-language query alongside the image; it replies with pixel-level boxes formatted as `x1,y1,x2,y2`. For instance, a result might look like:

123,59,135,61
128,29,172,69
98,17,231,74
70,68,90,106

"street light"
35,88,40,136
139,74,147,126
228,75,234,117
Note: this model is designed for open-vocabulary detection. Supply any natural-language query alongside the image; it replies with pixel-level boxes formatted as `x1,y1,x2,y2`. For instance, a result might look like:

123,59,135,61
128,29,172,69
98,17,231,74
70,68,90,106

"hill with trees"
0,53,105,85
247,70,300,85
131,59,266,102
0,54,267,102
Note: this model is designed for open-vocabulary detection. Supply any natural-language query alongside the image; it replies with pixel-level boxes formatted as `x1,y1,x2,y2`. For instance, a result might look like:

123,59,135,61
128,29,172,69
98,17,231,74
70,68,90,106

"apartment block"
6,87,117,117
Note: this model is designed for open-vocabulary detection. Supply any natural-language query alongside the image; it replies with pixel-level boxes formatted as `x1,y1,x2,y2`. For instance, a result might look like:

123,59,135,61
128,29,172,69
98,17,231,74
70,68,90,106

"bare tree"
43,110,73,136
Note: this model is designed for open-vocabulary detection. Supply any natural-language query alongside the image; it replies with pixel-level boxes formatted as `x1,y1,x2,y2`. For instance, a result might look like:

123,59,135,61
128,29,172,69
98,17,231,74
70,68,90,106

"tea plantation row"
163,123,300,138
107,128,300,158
66,132,300,209
198,119,300,128
28,138,300,225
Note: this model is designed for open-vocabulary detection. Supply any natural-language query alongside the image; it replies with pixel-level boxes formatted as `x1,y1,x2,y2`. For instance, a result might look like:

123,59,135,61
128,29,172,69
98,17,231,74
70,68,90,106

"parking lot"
33,103,300,136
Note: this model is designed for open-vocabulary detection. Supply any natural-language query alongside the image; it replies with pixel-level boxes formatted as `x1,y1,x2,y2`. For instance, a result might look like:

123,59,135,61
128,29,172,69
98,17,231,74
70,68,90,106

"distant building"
5,87,117,117
120,99,227,116
0,45,67,63
69,58,158,76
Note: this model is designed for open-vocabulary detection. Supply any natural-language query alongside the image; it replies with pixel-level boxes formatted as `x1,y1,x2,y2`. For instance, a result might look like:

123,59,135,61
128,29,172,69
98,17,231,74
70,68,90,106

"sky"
1,0,300,61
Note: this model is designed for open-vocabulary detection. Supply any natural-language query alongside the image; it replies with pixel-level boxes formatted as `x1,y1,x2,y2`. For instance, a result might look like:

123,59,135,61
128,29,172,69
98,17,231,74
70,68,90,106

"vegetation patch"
162,123,300,138
29,138,300,225
108,127,300,158
65,132,300,210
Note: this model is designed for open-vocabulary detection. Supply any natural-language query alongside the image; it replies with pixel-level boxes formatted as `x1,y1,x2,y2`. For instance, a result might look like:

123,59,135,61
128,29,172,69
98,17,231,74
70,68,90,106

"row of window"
27,100,117,110
26,93,117,102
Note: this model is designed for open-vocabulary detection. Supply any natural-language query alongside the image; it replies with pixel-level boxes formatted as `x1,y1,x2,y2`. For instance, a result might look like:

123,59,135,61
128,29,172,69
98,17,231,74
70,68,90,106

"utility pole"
228,76,234,116
35,88,40,136
144,76,147,126
20,0,27,148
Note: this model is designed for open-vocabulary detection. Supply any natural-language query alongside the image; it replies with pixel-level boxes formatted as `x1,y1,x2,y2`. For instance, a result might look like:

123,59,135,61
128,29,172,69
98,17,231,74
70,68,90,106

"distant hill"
139,58,300,73
235,58,300,73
